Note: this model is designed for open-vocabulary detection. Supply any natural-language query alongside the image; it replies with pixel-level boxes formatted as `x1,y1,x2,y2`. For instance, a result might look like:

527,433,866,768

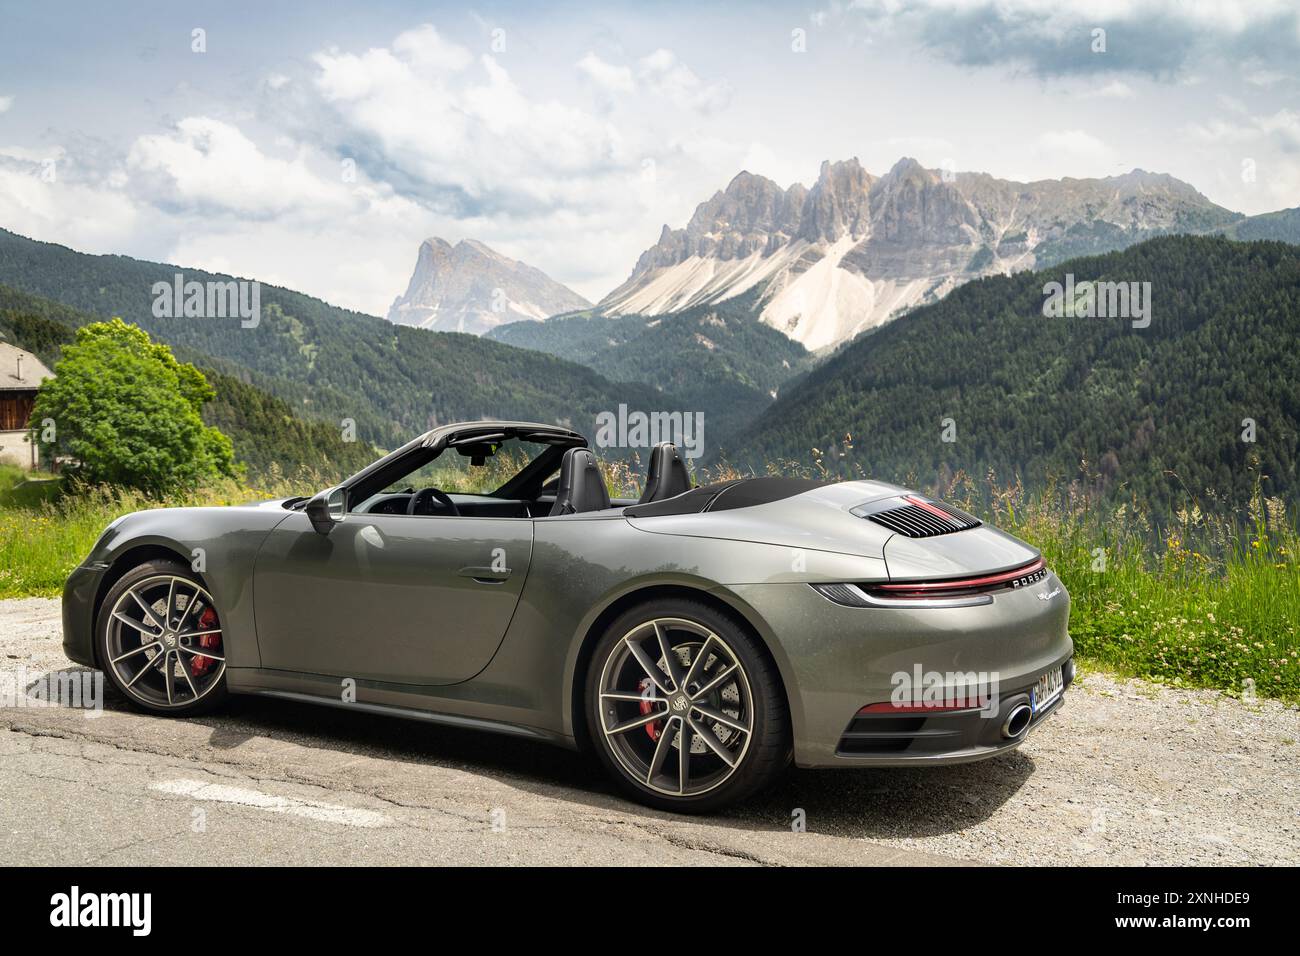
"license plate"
1031,666,1064,714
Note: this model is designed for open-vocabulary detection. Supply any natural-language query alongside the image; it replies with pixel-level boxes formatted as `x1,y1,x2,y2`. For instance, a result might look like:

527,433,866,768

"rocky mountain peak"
598,156,1240,351
685,170,791,236
388,237,590,335
869,157,975,245
798,157,875,242
880,155,931,181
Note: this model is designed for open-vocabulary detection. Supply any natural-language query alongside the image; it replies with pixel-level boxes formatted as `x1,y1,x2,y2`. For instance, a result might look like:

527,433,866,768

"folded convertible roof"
623,477,830,517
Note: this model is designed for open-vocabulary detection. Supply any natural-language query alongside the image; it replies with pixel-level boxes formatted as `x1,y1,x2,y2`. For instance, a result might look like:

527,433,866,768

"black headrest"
549,448,611,516
638,442,692,504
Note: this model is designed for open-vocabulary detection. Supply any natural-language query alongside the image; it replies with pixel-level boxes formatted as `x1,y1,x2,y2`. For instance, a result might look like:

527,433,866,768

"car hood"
625,479,1039,577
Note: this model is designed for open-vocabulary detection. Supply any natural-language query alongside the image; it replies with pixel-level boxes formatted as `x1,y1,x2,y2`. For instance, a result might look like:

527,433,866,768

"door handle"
458,566,512,583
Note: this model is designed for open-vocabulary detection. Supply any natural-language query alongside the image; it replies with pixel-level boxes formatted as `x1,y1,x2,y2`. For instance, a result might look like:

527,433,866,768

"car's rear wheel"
586,598,790,813
96,559,229,716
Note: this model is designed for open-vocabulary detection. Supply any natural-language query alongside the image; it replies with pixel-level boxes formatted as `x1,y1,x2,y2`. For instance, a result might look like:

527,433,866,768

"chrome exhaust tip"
1001,703,1033,739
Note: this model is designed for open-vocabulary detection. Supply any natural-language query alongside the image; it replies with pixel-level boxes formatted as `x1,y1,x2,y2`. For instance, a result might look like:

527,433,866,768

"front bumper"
62,562,107,668
730,572,1074,768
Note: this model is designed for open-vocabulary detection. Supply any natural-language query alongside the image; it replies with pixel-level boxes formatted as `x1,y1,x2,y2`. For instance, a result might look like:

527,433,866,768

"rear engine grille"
862,496,981,538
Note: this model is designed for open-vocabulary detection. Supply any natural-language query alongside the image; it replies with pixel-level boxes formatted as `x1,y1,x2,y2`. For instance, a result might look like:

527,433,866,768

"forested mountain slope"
489,292,814,443
1221,206,1300,244
0,229,673,451
0,286,376,479
739,236,1300,514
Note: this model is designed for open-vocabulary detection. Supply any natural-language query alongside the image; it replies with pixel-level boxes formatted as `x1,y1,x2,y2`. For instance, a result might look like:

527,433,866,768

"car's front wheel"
96,559,229,716
586,598,790,813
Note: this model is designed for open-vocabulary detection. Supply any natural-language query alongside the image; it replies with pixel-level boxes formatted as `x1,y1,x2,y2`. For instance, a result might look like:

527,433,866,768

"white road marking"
151,778,391,828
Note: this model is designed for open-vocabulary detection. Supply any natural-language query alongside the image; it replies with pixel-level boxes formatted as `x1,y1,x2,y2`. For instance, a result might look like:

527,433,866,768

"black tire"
585,597,791,813
96,559,229,716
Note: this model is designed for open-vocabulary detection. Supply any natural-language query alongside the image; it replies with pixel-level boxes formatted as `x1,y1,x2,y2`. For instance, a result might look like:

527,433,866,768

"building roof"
0,342,54,392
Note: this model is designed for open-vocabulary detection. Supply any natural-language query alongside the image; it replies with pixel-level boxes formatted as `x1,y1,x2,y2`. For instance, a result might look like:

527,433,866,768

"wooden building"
0,343,54,470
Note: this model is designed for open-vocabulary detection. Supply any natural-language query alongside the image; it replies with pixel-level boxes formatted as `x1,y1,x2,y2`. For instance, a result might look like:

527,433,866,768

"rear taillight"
811,558,1049,609
870,557,1047,598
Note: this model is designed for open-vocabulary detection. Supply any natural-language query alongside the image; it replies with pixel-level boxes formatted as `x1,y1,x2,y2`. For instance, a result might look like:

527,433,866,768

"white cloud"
391,22,475,74
1242,60,1287,87
1028,129,1117,177
575,48,732,114
1037,129,1110,155
836,0,1300,79
126,117,352,218
1217,94,1248,114
0,145,63,163
636,49,731,113
1186,109,1300,152
0,95,13,114
0,162,139,253
1256,109,1300,151
737,142,812,188
1244,69,1286,87
576,52,634,93
165,218,424,315
1084,80,1135,99
312,26,634,215
884,135,958,166
0,25,750,314
1185,118,1256,145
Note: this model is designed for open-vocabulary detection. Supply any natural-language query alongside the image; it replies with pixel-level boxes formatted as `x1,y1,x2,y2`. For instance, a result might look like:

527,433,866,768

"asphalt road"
2,597,1297,866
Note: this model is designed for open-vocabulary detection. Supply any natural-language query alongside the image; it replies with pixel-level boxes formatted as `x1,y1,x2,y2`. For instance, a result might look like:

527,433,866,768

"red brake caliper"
189,607,220,676
637,677,662,741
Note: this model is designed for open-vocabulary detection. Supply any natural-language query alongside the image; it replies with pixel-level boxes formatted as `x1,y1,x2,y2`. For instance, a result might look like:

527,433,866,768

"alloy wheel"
104,574,226,709
596,617,754,797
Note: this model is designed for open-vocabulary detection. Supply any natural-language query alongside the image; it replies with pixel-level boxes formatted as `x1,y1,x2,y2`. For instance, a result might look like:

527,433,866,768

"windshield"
377,438,552,496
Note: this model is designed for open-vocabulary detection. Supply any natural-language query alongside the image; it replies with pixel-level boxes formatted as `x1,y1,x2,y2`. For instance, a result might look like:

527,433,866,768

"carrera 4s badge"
1038,587,1062,601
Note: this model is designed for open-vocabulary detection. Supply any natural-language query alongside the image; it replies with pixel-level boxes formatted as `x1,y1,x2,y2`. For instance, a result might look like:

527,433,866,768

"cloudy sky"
1,0,1298,313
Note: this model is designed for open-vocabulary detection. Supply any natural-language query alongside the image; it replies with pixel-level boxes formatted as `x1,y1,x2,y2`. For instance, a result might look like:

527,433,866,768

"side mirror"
305,486,346,535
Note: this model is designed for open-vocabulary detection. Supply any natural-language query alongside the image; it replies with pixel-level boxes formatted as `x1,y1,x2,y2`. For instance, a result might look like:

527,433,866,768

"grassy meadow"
0,464,321,600
1,459,1296,703
953,474,1298,703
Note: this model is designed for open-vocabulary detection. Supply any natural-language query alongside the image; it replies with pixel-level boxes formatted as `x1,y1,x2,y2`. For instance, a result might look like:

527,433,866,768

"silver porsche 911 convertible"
63,421,1073,812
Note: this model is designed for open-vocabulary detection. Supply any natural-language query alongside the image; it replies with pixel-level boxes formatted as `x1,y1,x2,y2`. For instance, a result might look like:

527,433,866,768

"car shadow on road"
735,754,1037,838
161,688,1035,840
21,664,1039,840
27,667,1033,841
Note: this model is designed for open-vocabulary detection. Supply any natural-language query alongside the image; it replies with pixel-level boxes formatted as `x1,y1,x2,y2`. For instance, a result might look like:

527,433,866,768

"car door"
252,509,533,685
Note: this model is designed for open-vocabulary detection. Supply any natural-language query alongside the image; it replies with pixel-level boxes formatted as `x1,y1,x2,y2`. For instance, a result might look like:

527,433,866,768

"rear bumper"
62,562,105,668
831,658,1073,765
730,572,1073,768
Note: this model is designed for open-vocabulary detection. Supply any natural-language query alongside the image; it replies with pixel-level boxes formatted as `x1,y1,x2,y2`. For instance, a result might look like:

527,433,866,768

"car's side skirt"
226,667,579,750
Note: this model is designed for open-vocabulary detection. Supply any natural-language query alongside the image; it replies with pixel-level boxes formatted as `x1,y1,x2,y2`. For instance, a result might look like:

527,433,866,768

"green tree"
33,318,236,494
